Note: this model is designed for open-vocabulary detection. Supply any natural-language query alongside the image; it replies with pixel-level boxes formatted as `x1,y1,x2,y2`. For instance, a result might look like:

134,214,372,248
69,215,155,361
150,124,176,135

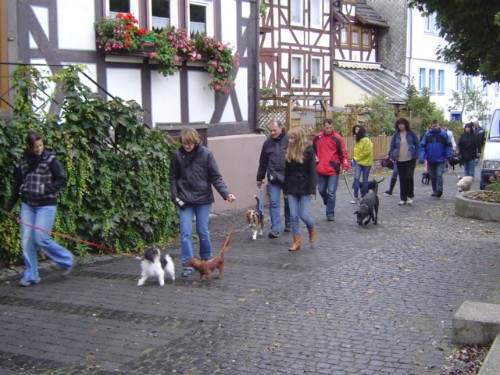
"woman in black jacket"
4,131,74,286
283,127,317,251
169,127,236,277
458,122,480,177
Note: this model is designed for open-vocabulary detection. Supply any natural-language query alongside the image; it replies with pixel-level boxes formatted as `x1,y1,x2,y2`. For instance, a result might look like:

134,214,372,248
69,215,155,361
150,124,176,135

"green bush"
0,65,179,266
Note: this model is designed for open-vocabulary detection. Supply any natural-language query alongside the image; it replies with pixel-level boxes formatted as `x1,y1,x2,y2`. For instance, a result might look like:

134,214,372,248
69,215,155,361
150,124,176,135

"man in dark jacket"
420,120,453,198
257,120,291,238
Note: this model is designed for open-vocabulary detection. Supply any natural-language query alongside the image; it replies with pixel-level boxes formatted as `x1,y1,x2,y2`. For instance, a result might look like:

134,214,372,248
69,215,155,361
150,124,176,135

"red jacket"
312,131,350,175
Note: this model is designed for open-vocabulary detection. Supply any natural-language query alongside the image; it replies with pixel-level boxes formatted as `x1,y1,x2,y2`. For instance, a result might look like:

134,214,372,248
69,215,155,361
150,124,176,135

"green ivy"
0,65,179,266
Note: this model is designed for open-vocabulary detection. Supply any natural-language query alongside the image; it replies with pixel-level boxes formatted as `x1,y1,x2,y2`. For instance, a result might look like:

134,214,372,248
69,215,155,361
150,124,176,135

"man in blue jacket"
420,120,453,198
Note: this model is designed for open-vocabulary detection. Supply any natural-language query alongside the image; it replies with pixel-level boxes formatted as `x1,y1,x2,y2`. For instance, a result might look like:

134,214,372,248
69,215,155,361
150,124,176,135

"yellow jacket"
353,137,373,166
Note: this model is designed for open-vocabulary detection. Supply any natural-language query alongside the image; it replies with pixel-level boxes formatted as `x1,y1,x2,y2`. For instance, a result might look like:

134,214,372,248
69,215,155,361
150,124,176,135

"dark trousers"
397,159,416,201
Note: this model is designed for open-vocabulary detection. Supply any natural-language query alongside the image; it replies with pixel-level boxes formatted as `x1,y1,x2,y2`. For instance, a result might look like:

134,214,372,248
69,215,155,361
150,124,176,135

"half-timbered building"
0,0,264,211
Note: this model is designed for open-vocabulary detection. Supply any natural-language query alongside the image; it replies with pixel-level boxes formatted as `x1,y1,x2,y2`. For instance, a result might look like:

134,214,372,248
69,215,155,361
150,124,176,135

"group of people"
4,117,486,285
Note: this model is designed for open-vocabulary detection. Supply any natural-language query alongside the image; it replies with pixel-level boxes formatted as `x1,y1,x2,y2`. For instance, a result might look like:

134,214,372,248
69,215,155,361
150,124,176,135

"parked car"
479,109,500,189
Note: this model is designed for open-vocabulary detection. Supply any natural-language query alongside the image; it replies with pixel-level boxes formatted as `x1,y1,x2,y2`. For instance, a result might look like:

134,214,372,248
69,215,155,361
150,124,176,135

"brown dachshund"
183,227,232,282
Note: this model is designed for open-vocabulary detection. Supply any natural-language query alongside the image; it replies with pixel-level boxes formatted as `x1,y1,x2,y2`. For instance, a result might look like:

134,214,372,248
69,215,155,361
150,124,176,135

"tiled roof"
335,62,407,104
355,0,389,28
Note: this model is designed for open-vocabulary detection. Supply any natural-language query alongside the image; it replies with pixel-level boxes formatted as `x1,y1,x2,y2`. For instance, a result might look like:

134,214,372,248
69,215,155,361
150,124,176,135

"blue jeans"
353,164,371,198
317,174,339,218
19,203,73,283
463,159,476,177
267,183,290,233
178,203,212,268
428,162,446,192
287,194,314,235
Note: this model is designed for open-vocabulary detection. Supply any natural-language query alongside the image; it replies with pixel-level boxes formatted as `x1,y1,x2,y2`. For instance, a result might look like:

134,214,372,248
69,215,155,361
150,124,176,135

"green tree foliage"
362,95,396,136
405,84,444,137
447,81,490,122
409,0,500,83
0,65,178,266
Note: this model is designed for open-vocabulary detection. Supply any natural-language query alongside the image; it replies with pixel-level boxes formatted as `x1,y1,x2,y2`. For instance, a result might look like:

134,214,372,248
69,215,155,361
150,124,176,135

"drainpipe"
407,6,412,83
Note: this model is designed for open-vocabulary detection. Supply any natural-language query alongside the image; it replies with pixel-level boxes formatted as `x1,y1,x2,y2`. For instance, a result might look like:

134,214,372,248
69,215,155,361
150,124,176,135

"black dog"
364,177,385,194
354,189,379,226
422,172,430,185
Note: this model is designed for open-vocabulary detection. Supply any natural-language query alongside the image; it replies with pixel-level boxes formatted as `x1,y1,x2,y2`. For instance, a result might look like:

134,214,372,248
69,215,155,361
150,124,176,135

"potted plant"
94,13,147,52
94,14,239,94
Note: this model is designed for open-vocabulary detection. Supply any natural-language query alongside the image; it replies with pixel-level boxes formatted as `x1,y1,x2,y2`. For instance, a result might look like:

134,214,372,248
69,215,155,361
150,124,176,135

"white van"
480,108,500,189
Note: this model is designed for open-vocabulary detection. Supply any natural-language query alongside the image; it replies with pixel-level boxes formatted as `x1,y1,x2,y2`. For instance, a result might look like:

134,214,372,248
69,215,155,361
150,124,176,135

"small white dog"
457,176,474,192
137,247,175,286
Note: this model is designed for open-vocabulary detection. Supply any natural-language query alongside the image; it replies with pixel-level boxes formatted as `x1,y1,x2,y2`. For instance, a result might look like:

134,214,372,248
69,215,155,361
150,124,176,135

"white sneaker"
406,199,413,206
398,201,406,205
350,199,358,204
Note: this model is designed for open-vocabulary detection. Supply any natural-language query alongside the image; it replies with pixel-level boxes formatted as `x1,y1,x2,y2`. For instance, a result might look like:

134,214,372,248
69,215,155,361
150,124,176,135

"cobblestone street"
0,169,498,374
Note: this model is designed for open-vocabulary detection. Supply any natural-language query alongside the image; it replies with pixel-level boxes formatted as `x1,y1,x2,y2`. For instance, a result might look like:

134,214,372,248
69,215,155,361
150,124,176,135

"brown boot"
308,227,316,243
288,235,301,251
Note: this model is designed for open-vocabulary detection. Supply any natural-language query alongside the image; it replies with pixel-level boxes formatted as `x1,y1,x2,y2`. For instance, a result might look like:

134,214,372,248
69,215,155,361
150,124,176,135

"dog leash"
342,171,357,202
2,210,141,260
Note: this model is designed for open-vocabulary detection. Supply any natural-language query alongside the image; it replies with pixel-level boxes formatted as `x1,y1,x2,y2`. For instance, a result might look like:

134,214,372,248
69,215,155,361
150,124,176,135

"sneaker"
61,267,73,278
436,190,443,198
284,225,292,233
327,215,335,221
350,199,358,204
384,191,392,196
181,269,192,277
268,231,280,239
406,199,413,206
19,278,40,287
398,201,406,205
431,192,437,197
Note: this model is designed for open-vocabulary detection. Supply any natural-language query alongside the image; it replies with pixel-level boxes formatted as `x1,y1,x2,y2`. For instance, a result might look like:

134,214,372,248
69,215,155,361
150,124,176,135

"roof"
335,61,407,104
355,0,389,28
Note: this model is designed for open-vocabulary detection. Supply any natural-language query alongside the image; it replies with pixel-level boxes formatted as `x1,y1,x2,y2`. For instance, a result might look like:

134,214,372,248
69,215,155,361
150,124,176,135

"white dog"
137,248,175,286
457,176,474,192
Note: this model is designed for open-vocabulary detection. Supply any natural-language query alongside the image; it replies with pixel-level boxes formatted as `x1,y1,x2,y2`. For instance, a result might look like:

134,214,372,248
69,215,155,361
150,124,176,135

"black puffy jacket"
283,146,317,196
256,131,288,184
169,144,230,205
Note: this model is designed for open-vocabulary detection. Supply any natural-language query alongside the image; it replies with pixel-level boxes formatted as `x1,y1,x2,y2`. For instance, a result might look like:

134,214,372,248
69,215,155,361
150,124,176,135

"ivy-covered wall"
0,65,179,266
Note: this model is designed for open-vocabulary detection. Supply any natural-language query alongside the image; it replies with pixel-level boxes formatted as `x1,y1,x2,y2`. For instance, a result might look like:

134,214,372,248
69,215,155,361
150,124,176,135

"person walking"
3,130,74,287
384,154,399,196
389,117,421,205
169,127,236,277
257,119,291,238
420,120,453,198
283,127,317,252
458,122,480,178
350,124,373,203
312,119,350,221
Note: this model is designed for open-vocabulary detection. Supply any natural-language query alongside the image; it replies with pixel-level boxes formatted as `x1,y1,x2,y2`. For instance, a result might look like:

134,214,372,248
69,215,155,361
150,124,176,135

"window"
290,0,303,25
152,0,170,28
351,28,359,46
190,3,206,34
437,70,445,94
455,73,463,91
428,69,436,94
419,68,426,91
424,13,438,34
310,0,321,28
291,56,303,86
311,58,321,86
109,0,129,18
340,27,348,45
362,31,370,48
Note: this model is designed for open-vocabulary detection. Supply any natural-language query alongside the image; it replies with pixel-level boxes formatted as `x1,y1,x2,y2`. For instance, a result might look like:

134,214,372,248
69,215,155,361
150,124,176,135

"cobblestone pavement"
0,168,499,375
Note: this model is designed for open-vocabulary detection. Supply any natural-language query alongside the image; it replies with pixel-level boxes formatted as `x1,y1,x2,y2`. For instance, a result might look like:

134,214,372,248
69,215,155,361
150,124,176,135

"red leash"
3,211,139,258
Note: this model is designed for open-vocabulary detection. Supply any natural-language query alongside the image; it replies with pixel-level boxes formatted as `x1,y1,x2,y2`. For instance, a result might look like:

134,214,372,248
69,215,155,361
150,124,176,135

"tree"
362,95,395,136
447,82,490,122
405,84,443,137
409,0,500,83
